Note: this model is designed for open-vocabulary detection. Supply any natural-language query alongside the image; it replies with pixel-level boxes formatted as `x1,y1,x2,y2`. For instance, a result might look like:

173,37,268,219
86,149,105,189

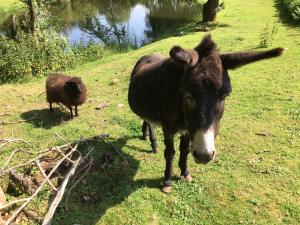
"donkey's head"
170,35,283,164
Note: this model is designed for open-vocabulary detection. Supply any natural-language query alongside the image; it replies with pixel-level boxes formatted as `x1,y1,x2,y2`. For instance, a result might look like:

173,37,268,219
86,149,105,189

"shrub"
258,23,279,48
71,41,105,65
0,31,75,82
280,0,300,22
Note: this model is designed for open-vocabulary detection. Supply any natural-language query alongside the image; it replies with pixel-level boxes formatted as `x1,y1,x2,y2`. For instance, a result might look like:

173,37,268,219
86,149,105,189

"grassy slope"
0,0,300,224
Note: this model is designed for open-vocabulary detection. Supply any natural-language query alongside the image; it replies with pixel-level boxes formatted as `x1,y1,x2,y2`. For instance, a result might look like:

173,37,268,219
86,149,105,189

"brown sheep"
46,73,87,119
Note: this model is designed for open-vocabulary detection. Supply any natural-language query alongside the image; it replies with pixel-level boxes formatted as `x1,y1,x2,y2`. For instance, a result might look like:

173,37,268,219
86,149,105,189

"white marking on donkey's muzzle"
191,125,216,163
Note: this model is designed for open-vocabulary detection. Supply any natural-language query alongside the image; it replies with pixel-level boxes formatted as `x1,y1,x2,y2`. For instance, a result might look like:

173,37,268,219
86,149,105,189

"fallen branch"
0,198,30,211
35,160,57,191
0,113,11,117
105,139,129,166
37,91,45,97
0,139,31,150
5,144,78,225
22,208,42,224
42,151,82,225
64,147,95,210
0,116,38,126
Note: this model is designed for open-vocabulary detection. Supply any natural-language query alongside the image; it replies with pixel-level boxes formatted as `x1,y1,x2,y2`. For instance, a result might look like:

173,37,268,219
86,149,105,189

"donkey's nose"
192,150,215,164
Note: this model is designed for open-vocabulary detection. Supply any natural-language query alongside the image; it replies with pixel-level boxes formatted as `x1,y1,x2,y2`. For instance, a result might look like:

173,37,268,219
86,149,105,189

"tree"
202,0,219,22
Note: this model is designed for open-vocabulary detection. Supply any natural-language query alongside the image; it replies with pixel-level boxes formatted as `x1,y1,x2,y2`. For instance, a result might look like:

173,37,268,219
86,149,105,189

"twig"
5,144,79,225
22,208,42,224
0,113,11,117
37,91,45,97
105,139,129,166
35,160,57,191
42,151,82,225
0,139,31,150
0,198,30,210
54,147,74,164
0,116,37,126
64,147,95,210
1,148,21,171
0,150,53,176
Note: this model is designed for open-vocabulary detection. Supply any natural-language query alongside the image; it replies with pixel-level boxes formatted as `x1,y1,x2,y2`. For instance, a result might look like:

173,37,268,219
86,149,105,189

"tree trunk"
202,0,219,22
28,0,36,38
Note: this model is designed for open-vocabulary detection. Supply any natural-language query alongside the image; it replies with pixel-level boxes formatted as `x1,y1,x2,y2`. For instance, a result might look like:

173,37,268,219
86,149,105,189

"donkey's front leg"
179,133,192,182
162,130,175,193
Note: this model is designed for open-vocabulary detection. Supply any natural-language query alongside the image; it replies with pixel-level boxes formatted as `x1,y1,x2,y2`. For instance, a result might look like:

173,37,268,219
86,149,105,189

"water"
0,0,203,47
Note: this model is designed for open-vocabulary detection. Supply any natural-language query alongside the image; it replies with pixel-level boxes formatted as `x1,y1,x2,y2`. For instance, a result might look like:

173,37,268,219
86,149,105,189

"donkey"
128,35,283,193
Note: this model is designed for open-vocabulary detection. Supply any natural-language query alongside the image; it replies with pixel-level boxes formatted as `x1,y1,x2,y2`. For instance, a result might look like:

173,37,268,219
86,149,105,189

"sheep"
46,73,87,119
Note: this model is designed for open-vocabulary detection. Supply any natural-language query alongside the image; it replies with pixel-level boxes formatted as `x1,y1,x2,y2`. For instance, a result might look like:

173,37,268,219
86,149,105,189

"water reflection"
0,0,202,47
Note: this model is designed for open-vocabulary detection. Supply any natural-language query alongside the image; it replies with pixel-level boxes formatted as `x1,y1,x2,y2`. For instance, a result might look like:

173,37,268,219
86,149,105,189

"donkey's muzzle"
192,150,215,164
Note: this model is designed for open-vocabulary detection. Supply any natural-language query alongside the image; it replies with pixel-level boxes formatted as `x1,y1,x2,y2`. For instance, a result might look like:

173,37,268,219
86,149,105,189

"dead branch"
0,113,11,117
37,91,45,97
0,198,30,211
0,139,31,150
1,148,21,171
42,152,82,225
35,160,57,191
0,116,37,126
105,139,129,166
22,208,42,224
54,147,74,164
64,147,95,210
5,144,79,225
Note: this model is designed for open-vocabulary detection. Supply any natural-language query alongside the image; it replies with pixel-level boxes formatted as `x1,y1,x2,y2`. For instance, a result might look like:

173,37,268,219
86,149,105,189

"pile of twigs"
0,133,110,225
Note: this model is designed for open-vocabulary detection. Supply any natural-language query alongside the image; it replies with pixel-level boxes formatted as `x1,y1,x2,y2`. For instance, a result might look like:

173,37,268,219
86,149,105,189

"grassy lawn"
0,0,299,224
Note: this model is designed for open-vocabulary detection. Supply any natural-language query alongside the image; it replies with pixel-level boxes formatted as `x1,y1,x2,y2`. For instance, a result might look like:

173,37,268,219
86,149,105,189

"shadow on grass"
274,0,300,29
52,135,162,225
20,107,71,129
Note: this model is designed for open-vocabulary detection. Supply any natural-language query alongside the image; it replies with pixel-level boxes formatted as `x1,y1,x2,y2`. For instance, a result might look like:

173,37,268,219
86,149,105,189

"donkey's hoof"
161,185,172,194
152,147,158,153
183,174,193,183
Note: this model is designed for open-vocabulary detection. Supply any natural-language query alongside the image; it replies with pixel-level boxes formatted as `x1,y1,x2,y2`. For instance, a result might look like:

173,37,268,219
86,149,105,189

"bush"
258,23,279,48
281,0,300,22
71,41,105,65
0,31,105,83
0,31,75,82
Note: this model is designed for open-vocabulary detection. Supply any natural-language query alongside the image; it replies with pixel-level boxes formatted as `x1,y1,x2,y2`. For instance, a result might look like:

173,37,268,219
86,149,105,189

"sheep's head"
65,77,84,97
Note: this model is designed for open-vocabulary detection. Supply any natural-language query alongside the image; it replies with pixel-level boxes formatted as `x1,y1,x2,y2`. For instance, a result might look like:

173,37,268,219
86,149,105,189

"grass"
0,0,300,224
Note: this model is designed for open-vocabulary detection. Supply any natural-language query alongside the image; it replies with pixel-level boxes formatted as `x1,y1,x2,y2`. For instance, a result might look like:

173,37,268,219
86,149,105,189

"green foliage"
280,0,300,22
0,31,75,82
258,22,279,48
71,41,105,64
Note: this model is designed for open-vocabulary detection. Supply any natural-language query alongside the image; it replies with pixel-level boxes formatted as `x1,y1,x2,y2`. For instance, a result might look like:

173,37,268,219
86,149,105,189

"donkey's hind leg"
141,120,149,140
148,123,158,153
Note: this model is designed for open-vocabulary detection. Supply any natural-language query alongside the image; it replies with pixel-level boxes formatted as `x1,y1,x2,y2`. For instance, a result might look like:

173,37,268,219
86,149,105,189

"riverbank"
0,0,299,224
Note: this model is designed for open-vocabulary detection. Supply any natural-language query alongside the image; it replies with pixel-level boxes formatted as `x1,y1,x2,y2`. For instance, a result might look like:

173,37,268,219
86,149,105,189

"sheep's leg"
179,133,192,182
141,121,149,140
49,102,53,112
75,105,78,117
162,129,175,193
148,124,158,153
68,106,73,119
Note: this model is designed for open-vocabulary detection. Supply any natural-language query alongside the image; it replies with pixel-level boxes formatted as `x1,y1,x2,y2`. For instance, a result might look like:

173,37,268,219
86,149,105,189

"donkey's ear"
170,46,198,67
194,34,217,56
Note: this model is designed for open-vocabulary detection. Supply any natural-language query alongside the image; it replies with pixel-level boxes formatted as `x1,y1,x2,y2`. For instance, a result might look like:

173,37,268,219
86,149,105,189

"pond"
0,0,203,47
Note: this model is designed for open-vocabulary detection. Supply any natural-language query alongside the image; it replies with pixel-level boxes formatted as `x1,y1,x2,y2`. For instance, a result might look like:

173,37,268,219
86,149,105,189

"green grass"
0,0,300,224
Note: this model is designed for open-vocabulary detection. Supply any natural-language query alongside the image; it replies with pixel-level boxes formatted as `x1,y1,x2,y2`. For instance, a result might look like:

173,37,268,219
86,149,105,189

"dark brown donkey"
128,35,283,193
